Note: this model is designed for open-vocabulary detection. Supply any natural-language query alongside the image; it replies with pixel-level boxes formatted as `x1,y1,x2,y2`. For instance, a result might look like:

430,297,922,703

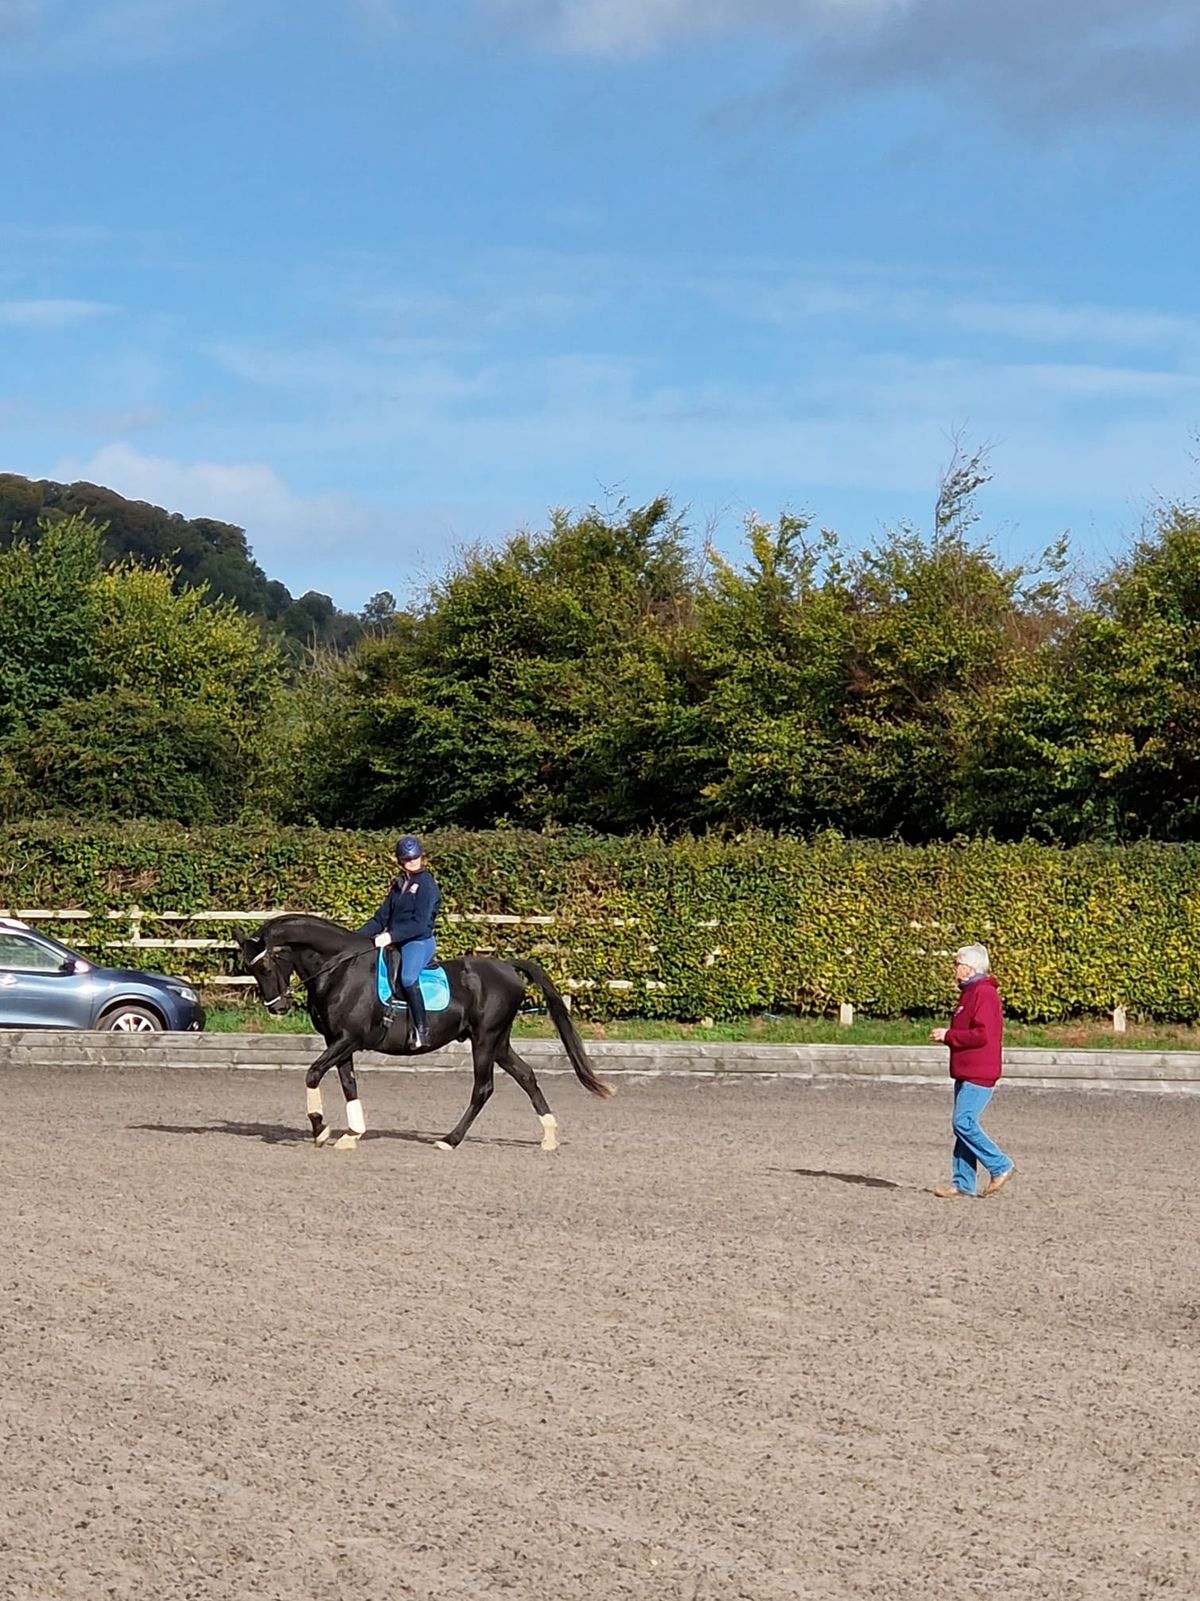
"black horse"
238,915,612,1151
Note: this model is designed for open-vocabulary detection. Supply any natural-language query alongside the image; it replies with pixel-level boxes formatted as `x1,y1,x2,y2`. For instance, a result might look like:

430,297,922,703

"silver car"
0,917,206,1032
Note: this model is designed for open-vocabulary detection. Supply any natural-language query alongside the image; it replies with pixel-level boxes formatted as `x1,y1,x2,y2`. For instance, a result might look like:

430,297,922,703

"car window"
0,933,67,973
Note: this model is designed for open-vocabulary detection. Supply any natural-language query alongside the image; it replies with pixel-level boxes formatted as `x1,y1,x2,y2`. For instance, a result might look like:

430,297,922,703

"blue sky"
3,0,1199,609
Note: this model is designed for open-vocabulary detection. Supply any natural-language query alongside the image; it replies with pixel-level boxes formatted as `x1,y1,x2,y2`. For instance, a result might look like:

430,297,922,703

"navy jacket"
358,869,441,945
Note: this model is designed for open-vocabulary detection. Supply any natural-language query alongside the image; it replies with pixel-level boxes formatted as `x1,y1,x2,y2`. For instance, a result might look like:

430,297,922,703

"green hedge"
2,822,1199,1022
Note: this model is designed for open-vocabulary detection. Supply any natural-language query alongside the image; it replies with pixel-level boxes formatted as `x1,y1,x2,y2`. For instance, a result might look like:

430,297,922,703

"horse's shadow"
770,1166,902,1190
130,1122,543,1149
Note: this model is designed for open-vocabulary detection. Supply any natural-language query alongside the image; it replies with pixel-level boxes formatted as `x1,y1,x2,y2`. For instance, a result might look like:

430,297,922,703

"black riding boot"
402,983,428,1050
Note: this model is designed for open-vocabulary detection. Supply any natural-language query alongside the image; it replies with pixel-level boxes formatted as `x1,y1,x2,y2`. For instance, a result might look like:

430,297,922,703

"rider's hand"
374,932,392,949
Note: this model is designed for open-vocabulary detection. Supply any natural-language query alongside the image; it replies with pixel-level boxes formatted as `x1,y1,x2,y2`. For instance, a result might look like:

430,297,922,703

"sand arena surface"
2,1066,1198,1601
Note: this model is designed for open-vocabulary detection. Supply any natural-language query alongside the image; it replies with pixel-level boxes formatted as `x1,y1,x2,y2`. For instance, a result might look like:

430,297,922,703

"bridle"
248,945,292,1014
248,940,369,1010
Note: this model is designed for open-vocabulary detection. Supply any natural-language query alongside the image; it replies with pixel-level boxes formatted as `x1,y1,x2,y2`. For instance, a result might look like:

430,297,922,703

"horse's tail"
509,959,615,1099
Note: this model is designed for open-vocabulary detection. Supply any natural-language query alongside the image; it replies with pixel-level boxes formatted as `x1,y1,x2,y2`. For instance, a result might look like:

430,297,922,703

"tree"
0,515,284,820
956,502,1200,842
361,591,397,631
278,590,363,656
0,472,362,655
833,525,1055,840
6,692,245,824
293,500,705,831
688,443,1070,840
94,561,280,740
828,443,1068,840
689,513,854,832
0,515,105,738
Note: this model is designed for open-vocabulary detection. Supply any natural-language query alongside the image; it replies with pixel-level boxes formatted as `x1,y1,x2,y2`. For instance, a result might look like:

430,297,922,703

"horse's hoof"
333,1132,360,1151
314,1126,332,1147
539,1114,559,1152
434,1139,455,1152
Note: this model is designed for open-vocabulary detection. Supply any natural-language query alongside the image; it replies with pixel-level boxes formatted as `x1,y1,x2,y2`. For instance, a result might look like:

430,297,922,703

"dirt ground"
1,1066,1198,1601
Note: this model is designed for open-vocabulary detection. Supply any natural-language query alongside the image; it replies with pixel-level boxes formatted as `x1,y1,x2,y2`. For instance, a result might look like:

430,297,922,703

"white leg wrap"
346,1098,366,1135
306,1087,324,1117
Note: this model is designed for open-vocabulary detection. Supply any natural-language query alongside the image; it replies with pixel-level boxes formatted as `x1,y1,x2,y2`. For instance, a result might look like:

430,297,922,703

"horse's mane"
261,913,367,953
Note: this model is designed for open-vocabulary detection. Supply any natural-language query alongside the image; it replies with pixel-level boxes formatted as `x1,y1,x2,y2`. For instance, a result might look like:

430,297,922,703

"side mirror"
62,957,90,975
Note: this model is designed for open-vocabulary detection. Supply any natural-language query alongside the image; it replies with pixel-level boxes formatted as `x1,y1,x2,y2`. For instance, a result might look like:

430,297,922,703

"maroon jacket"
943,974,1003,1086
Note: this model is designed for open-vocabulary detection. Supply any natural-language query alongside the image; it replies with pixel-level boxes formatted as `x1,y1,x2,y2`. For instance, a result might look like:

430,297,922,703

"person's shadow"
770,1166,902,1190
132,1120,316,1146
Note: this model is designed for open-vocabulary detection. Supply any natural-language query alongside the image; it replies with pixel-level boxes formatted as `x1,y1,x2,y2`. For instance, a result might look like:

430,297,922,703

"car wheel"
100,1003,165,1033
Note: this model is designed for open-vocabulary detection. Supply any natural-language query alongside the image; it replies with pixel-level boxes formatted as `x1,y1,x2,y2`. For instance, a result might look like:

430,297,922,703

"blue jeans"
951,1080,1012,1195
399,937,436,987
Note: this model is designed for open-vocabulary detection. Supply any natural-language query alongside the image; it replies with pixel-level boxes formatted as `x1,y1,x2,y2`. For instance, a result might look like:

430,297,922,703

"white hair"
955,943,990,974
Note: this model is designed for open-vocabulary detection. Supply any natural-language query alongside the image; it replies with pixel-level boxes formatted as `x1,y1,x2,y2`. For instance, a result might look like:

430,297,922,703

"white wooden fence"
0,906,671,997
0,907,1142,1033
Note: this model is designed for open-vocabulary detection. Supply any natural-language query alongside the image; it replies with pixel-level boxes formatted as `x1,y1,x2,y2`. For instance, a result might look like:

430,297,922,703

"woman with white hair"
930,944,1016,1198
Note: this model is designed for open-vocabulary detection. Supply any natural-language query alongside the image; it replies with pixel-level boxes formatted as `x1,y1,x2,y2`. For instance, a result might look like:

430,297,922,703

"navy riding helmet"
395,835,423,862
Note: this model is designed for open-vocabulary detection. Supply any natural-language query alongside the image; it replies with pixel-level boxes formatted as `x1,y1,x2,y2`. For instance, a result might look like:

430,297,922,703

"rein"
251,940,370,985
305,945,373,982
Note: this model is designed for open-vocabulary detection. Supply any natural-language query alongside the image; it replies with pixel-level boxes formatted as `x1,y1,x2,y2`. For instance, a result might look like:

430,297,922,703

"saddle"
377,949,451,1016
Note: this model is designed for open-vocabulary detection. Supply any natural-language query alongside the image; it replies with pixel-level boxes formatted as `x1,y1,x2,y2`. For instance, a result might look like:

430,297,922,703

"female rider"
357,835,441,1049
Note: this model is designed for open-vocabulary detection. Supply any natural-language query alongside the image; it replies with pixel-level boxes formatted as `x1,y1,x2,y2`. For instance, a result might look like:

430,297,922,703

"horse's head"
238,929,296,1016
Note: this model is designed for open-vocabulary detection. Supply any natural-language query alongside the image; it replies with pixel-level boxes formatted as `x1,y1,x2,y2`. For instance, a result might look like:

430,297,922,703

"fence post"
1112,1005,1127,1034
839,1003,854,1028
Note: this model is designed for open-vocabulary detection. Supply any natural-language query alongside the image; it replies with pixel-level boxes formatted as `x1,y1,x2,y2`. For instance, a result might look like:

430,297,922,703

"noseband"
249,944,291,1013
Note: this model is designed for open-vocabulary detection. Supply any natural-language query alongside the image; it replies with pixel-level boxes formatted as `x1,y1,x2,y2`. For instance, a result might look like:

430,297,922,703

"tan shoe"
982,1165,1016,1197
932,1184,972,1198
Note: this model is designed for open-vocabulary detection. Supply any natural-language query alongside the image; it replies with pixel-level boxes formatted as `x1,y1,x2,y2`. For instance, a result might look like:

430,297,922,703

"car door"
0,931,94,1028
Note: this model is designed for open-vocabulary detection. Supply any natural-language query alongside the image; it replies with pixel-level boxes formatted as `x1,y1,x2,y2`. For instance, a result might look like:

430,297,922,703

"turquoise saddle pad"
376,953,451,1012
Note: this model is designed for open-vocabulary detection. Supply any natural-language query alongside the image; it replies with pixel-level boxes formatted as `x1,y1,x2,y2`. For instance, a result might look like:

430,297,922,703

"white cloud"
0,1,37,38
0,0,241,68
0,298,118,329
53,443,315,529
483,0,1200,129
0,0,423,69
209,339,500,410
197,257,1200,516
799,0,1200,132
745,273,1200,354
482,0,887,56
943,301,1200,352
50,443,377,590
29,253,1198,606
44,442,537,607
36,338,1197,607
448,358,1195,507
348,0,404,32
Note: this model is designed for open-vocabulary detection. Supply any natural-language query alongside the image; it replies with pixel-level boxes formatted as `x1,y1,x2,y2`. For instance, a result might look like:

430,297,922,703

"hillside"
0,471,362,653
